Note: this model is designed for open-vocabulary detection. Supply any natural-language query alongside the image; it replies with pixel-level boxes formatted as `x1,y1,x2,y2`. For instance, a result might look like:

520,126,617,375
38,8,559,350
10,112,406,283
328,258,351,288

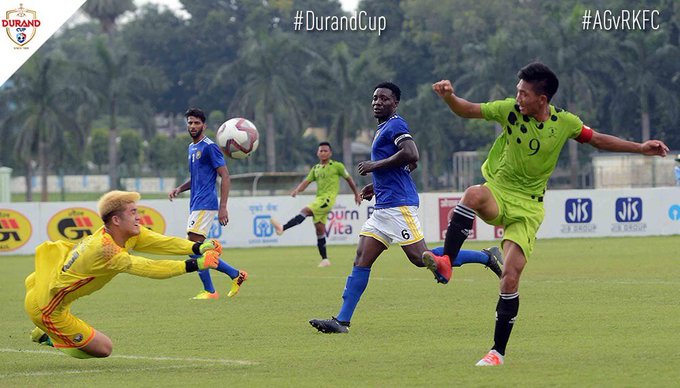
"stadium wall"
1,187,679,255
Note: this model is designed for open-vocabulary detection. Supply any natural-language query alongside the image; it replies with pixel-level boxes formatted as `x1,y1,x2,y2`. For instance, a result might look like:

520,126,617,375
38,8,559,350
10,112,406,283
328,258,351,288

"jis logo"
615,197,643,222
565,198,592,223
253,215,274,237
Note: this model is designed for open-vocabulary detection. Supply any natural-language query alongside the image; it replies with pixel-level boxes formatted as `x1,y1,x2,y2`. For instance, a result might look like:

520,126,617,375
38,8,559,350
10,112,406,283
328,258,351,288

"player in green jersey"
271,142,362,267
426,62,669,366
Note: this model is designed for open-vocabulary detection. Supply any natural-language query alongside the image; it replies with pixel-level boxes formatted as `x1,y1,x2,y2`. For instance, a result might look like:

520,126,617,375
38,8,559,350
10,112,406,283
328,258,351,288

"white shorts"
360,206,424,248
187,210,217,237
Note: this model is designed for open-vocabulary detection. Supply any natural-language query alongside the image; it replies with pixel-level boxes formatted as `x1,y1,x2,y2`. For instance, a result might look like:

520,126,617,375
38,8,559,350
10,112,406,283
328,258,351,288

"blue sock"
337,266,371,323
192,254,216,293
216,259,239,279
431,246,489,266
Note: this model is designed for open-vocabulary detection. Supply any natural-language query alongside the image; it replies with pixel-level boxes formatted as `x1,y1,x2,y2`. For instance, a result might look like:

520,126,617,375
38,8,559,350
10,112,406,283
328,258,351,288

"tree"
2,56,81,201
80,39,164,189
81,0,136,190
119,129,143,175
216,29,315,172
89,128,109,172
307,42,388,169
81,0,134,36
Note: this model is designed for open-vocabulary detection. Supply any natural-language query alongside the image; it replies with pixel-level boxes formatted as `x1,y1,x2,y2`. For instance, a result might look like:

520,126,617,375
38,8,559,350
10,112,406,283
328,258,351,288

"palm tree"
2,56,82,201
80,39,161,189
617,33,680,142
216,29,315,172
81,0,135,189
306,42,387,168
81,0,134,36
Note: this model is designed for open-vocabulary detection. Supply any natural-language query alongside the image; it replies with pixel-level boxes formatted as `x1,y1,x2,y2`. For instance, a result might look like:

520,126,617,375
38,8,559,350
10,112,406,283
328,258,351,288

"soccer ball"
216,118,259,159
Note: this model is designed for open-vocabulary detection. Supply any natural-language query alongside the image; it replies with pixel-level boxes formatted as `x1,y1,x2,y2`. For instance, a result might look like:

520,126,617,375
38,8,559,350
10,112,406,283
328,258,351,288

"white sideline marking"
0,348,257,367
1,365,196,378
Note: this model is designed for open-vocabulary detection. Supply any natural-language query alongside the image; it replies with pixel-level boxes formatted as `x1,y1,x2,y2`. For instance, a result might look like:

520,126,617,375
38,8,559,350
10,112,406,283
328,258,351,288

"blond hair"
98,191,141,223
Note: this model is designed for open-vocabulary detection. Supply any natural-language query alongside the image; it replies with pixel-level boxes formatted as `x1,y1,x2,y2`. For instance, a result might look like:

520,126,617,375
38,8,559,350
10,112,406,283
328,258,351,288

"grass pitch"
1,236,679,387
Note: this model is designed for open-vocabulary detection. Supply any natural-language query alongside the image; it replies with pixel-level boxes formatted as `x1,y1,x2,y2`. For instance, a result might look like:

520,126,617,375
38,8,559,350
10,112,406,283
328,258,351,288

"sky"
137,0,360,14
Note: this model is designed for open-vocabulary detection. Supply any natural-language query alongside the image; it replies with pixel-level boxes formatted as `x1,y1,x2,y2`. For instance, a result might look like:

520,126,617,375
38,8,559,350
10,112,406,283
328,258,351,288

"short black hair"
517,62,559,102
184,108,206,123
374,82,401,101
318,141,332,150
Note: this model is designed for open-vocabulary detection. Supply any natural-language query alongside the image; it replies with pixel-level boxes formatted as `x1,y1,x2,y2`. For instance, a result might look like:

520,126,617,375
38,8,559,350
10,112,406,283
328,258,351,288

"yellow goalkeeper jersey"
28,226,195,313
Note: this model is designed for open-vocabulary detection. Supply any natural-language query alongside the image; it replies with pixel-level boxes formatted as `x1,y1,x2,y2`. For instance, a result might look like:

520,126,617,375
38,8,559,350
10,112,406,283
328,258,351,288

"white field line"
0,364,197,378
0,347,257,370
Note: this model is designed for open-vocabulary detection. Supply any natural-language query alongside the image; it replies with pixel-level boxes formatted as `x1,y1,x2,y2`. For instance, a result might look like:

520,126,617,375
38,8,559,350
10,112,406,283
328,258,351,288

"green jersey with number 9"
480,98,584,196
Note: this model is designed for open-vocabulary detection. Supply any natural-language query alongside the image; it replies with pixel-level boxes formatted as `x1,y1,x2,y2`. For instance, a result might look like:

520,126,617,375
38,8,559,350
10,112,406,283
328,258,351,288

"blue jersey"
370,114,419,209
188,137,226,211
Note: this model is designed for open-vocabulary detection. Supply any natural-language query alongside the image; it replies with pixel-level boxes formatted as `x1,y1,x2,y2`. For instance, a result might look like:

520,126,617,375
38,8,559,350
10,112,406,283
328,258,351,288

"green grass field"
1,237,679,387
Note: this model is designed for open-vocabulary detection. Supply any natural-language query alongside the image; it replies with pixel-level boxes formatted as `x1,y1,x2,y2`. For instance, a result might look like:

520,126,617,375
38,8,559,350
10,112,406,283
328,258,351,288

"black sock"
283,214,306,231
492,293,519,356
317,236,327,259
443,204,475,265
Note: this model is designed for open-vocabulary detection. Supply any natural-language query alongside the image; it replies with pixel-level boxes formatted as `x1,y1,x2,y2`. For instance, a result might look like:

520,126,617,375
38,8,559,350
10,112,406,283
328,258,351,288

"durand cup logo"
0,209,32,251
47,208,103,242
3,3,41,47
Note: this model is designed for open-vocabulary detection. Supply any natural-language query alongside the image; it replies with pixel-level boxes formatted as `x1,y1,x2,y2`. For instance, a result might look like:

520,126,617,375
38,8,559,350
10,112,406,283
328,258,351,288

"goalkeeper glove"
200,239,222,255
185,251,220,272
191,239,223,255
197,250,219,270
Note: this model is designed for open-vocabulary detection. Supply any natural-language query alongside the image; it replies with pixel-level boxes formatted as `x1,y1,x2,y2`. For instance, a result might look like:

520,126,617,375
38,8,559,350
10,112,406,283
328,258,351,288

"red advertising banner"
438,197,476,240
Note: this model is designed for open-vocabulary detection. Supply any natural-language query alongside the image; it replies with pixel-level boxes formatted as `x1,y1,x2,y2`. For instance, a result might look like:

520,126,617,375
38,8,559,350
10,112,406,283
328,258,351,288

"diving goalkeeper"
24,190,229,359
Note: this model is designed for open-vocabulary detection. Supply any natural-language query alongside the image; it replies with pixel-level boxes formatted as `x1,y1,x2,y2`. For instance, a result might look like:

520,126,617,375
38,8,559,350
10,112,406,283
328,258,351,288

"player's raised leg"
423,185,499,283
428,246,504,278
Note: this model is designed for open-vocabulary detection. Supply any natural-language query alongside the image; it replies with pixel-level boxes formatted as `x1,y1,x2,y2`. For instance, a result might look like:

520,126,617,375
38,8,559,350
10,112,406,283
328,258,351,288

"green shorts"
308,196,335,224
483,182,545,259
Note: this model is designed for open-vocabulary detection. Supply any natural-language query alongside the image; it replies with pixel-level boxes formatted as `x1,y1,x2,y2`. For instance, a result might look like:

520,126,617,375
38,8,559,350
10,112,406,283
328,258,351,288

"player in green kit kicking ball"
271,142,362,267
426,62,670,366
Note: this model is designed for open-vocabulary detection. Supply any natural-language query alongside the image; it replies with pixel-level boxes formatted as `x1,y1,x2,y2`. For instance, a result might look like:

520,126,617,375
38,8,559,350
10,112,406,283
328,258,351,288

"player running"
270,141,362,267
309,82,503,334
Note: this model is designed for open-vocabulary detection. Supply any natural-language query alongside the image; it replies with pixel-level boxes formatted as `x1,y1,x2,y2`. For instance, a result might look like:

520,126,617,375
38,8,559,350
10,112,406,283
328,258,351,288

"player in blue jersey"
309,82,503,333
169,108,247,300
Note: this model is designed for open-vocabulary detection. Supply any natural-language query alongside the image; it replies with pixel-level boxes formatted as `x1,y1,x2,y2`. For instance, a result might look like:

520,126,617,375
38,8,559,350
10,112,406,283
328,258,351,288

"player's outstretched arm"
588,130,669,156
432,80,483,119
110,250,219,279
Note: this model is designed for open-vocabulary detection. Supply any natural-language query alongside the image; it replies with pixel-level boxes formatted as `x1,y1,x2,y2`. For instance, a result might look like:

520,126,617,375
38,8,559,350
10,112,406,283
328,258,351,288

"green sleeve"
336,162,350,178
305,166,316,182
480,98,516,122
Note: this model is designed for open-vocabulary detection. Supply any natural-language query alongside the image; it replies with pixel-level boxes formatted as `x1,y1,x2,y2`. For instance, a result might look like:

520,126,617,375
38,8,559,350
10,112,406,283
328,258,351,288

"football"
216,118,259,159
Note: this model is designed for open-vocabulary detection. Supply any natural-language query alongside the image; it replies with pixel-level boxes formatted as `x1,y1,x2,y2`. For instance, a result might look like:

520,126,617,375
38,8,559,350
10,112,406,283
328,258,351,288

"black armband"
191,242,202,255
185,258,199,273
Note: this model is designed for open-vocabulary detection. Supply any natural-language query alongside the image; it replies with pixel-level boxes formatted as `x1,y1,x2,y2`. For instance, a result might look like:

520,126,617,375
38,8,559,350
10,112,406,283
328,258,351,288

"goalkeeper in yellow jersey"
24,191,229,359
